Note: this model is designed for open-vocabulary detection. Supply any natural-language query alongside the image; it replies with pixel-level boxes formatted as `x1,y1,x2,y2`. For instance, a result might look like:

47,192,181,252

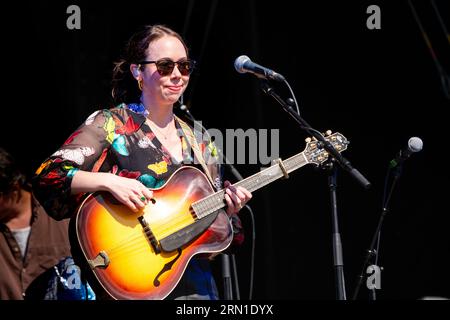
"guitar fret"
205,196,215,213
198,190,227,219
198,200,207,216
235,165,283,193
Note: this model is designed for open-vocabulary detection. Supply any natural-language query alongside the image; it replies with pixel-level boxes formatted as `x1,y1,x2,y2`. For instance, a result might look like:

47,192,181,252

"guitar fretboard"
192,151,309,219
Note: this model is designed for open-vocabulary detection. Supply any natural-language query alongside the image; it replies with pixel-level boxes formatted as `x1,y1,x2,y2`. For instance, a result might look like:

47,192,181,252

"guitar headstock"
303,130,349,166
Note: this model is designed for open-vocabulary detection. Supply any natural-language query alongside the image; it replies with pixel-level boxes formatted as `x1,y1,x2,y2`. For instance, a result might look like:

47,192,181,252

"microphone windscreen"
408,137,423,153
234,55,250,73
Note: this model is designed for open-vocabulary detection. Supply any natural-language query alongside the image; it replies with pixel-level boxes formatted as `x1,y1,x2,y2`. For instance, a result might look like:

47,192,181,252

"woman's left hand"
224,180,252,215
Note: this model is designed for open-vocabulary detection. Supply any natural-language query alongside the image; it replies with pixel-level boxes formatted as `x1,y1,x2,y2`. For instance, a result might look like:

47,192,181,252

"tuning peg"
305,137,312,143
325,130,332,136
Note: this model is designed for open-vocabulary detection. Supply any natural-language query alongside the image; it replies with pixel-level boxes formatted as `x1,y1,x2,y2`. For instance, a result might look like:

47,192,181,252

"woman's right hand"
71,171,153,212
105,174,154,212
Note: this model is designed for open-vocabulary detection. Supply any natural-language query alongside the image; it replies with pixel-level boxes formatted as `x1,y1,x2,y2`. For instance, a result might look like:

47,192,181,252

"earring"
138,79,143,91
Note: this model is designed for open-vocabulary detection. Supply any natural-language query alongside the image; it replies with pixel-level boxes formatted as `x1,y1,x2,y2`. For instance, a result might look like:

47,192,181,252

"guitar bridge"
138,216,161,254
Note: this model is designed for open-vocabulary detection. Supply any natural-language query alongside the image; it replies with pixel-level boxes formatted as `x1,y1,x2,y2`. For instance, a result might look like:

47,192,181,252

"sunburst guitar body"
72,166,232,300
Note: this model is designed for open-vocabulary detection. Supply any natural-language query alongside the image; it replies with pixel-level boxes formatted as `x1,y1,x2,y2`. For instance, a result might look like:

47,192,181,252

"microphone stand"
221,253,233,300
324,159,347,300
259,80,371,189
259,80,371,300
176,104,246,300
352,163,402,300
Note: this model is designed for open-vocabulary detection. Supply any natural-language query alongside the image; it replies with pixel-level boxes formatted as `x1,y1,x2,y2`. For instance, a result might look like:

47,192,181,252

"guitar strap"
175,115,216,187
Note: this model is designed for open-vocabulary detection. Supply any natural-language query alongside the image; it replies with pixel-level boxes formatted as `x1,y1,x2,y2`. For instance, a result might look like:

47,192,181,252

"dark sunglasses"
138,58,196,76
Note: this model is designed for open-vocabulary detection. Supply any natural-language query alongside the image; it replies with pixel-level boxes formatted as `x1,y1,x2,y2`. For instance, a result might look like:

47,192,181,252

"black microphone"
389,137,423,168
234,55,285,82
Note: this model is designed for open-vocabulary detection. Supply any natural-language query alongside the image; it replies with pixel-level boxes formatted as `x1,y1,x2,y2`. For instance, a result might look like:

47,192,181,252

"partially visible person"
0,147,71,299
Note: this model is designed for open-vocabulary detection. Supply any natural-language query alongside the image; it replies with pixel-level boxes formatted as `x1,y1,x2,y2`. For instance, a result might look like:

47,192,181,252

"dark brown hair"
0,148,28,193
111,24,188,104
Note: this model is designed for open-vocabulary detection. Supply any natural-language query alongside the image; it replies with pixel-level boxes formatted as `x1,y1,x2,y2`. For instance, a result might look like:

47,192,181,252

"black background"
1,0,449,300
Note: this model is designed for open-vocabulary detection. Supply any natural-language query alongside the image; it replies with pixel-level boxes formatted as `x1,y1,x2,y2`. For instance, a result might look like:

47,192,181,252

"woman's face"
141,35,190,107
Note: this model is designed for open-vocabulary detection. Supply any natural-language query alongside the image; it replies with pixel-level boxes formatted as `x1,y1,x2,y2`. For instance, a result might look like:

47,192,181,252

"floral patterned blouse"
32,103,243,300
33,103,223,219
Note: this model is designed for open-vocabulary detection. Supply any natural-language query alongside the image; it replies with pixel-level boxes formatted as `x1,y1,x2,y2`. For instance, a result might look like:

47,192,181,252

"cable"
430,0,450,45
285,80,324,138
181,0,195,38
184,0,218,105
375,164,393,267
283,79,301,116
408,0,450,99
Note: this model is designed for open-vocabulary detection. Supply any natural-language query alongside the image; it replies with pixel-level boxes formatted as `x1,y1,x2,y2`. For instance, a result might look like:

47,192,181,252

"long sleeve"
32,110,114,220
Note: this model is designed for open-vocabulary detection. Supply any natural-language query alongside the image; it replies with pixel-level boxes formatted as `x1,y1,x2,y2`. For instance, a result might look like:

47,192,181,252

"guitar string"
106,218,230,261
105,218,196,259
104,205,217,257
107,241,158,259
104,196,230,257
107,239,183,261
101,190,228,256
107,242,148,258
104,216,195,256
103,204,213,256
99,155,311,257
105,214,232,261
100,162,289,255
102,171,276,256
102,180,257,256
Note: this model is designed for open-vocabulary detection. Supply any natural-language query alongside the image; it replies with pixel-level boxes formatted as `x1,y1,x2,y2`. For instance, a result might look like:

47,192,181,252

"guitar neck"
192,151,310,218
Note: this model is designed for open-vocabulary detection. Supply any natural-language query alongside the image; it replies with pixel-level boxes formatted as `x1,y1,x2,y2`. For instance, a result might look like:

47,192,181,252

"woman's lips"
167,85,182,92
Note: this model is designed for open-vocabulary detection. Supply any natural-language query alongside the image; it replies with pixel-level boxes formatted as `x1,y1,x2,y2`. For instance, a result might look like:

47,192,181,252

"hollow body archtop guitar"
72,131,349,299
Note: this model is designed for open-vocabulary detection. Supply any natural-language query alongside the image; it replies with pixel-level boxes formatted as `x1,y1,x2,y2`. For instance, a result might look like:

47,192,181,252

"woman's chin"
163,95,181,105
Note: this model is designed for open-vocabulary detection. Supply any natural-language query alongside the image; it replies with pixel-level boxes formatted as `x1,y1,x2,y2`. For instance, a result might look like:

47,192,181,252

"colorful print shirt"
32,103,243,299
33,103,223,220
